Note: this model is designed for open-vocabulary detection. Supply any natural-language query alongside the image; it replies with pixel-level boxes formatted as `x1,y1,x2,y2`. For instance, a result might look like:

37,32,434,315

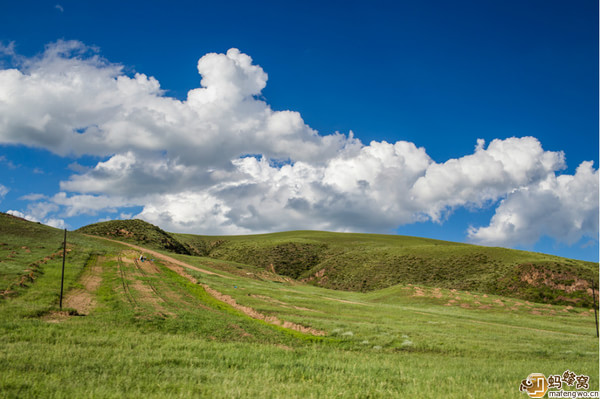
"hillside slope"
175,230,598,307
2,214,598,397
78,219,598,307
77,219,191,255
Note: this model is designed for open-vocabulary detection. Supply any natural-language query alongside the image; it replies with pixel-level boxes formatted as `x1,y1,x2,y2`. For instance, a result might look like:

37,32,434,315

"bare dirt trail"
322,296,370,306
87,235,326,336
201,284,326,336
117,250,211,314
62,255,103,315
44,255,104,322
86,235,231,278
116,251,174,317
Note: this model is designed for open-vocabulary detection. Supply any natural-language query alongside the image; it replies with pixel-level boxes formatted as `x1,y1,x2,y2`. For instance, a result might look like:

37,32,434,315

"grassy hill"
1,213,598,397
175,230,598,307
77,219,191,255
77,220,598,307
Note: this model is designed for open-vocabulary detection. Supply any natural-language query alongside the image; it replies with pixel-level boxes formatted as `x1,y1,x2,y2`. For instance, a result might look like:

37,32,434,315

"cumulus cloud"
134,137,593,241
0,42,346,166
409,137,566,221
6,209,65,229
50,192,137,217
0,184,9,200
0,41,597,249
468,161,599,247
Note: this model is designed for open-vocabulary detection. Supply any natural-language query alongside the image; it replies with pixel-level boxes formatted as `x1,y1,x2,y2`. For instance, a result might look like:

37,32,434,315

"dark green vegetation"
79,219,598,307
175,230,598,307
1,214,598,398
78,219,191,255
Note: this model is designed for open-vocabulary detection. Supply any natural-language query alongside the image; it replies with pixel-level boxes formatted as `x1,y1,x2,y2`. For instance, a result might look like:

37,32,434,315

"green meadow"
1,214,598,398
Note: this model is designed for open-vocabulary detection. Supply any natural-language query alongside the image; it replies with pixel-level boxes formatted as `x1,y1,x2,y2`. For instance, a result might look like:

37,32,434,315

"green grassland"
78,220,599,307
1,214,599,398
108,220,597,307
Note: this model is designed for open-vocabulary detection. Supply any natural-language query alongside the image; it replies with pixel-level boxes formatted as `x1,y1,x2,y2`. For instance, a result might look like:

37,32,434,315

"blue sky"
0,0,597,261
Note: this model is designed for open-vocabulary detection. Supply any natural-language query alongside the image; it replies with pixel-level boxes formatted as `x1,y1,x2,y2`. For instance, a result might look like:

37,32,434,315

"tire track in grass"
409,309,590,337
87,235,326,336
86,235,230,278
119,252,174,317
117,254,139,308
200,283,326,336
133,258,170,305
62,255,103,315
121,250,211,313
44,255,104,322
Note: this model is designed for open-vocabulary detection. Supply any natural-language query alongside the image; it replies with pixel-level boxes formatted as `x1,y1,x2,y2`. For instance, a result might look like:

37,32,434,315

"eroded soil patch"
202,284,326,336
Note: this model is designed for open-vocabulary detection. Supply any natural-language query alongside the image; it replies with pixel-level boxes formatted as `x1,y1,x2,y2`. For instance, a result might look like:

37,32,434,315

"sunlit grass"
0,214,598,397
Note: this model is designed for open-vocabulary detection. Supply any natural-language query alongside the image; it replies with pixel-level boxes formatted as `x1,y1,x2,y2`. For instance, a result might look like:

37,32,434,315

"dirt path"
86,235,325,336
117,251,180,317
119,250,212,315
62,255,103,315
201,284,326,336
44,255,103,322
86,235,231,278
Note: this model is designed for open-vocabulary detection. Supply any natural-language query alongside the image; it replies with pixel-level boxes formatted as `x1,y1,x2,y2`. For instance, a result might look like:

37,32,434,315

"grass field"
177,229,598,308
78,220,599,307
1,214,598,398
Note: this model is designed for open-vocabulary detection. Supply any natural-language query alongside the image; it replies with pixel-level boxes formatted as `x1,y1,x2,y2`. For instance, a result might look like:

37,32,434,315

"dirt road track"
86,235,326,336
86,235,231,278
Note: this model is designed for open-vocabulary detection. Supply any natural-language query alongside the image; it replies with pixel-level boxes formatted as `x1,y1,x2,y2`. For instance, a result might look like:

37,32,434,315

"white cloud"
409,137,566,221
50,192,137,217
0,41,16,58
135,137,592,241
0,184,8,200
137,191,245,235
0,41,346,165
45,218,66,229
19,193,47,201
6,209,65,229
7,210,36,221
0,155,17,169
0,41,597,249
468,161,599,247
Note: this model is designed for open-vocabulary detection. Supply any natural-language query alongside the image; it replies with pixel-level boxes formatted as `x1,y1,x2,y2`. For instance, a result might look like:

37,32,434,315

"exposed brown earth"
521,267,592,294
63,255,103,315
2,248,68,298
87,235,231,278
88,235,327,336
201,284,326,336
117,252,175,317
44,255,104,322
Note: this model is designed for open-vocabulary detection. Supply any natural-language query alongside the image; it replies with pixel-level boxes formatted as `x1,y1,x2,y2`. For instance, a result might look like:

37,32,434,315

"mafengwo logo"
520,373,548,398
520,371,599,398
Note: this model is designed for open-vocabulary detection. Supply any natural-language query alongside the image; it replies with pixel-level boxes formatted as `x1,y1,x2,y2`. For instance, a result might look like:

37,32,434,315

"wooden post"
592,279,599,338
59,229,67,309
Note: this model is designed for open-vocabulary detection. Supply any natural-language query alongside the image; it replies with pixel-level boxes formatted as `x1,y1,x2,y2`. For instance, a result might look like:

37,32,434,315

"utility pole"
59,229,66,309
592,279,599,338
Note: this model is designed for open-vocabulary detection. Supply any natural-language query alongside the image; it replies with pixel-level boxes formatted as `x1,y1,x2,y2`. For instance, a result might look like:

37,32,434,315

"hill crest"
74,218,598,307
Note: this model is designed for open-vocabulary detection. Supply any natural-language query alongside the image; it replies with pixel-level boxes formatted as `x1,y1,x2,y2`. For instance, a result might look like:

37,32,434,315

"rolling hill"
1,212,598,397
78,218,598,307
